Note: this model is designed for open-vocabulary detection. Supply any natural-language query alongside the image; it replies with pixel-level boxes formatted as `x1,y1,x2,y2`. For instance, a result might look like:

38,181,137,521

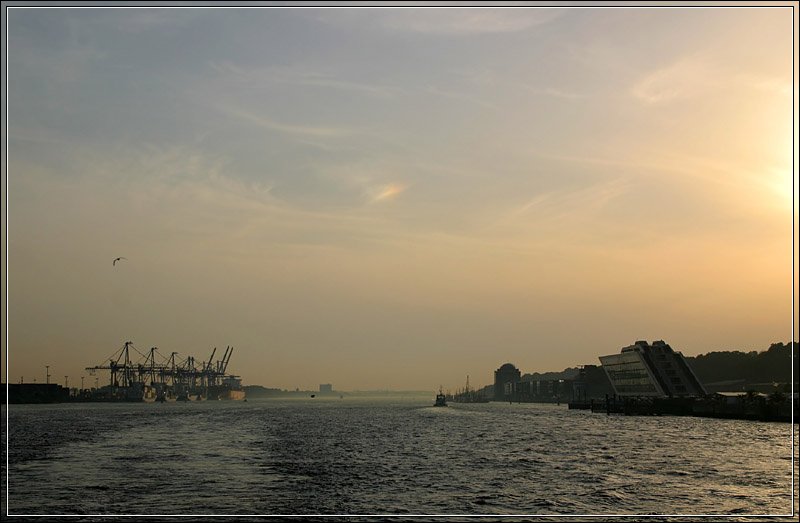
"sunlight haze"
3,5,797,393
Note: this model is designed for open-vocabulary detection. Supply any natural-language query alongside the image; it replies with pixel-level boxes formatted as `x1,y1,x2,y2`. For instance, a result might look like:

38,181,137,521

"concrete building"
572,364,614,400
511,379,574,403
494,363,521,401
319,383,333,394
599,340,707,398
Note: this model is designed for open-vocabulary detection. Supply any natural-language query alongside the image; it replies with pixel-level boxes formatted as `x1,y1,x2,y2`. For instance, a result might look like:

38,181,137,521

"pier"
568,393,796,422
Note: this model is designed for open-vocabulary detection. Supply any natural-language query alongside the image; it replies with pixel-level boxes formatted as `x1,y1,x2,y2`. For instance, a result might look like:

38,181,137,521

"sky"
3,4,798,392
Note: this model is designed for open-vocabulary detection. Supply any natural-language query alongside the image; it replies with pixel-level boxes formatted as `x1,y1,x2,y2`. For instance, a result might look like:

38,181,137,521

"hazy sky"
3,4,798,392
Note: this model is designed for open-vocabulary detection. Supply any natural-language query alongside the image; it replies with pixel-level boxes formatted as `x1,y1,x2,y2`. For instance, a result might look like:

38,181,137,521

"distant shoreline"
242,386,433,398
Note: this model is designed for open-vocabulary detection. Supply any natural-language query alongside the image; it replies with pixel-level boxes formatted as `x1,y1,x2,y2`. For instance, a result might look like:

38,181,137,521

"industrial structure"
85,341,245,402
450,375,489,403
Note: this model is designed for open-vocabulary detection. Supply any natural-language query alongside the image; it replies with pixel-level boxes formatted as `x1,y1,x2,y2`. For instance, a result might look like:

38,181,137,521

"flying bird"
113,257,127,266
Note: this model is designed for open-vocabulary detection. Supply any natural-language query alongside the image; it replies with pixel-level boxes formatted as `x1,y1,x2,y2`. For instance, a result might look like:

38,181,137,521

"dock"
569,394,796,422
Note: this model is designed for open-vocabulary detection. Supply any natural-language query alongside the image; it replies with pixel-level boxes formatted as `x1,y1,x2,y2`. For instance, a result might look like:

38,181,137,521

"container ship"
84,341,246,402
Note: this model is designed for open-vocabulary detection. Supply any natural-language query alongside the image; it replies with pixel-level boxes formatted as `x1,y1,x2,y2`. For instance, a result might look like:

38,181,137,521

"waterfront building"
573,364,615,400
513,380,535,401
502,378,576,403
599,340,707,398
494,363,521,401
5,383,71,404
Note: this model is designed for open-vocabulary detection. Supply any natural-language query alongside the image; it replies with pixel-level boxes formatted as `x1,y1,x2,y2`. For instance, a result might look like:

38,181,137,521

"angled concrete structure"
599,340,707,398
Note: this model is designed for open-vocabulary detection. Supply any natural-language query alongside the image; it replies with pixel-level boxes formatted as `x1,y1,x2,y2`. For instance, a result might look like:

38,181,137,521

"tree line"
685,342,797,385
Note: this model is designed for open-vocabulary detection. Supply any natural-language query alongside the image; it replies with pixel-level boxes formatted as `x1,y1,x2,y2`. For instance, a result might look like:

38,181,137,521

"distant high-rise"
494,363,521,401
599,340,707,398
319,383,333,394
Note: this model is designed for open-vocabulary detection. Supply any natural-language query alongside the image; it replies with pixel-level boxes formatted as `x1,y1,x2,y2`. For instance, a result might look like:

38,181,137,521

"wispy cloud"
511,177,632,221
209,61,402,98
215,103,355,138
367,183,408,203
423,85,500,110
10,40,107,86
631,58,717,104
102,9,201,34
525,86,585,100
527,147,751,195
743,75,792,97
379,8,562,35
447,68,585,101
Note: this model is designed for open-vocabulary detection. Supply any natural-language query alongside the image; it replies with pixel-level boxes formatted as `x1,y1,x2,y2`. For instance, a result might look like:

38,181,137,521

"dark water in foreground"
2,396,798,518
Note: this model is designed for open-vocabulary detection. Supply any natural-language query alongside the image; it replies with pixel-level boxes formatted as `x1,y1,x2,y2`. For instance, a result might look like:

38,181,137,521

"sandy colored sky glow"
3,4,798,392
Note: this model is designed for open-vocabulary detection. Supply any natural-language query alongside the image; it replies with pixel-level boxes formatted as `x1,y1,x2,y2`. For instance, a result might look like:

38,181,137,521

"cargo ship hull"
209,386,246,401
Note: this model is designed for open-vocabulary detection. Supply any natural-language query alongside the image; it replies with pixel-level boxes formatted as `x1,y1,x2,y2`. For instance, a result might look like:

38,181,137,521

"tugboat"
434,386,448,407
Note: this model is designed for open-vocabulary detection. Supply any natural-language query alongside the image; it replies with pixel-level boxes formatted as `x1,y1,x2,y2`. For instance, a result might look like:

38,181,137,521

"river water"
2,396,798,518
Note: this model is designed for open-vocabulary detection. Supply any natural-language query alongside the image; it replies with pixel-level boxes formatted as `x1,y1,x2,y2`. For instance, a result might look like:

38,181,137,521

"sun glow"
764,164,794,206
763,125,795,209
745,95,795,210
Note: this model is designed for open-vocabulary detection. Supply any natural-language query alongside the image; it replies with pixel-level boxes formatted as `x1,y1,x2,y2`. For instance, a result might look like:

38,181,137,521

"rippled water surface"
3,397,798,517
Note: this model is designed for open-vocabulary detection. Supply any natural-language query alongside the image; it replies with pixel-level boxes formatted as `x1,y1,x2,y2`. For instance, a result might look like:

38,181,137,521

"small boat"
434,386,447,407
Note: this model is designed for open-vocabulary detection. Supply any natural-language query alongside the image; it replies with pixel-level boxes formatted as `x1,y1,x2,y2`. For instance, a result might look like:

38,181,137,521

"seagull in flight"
113,257,127,266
